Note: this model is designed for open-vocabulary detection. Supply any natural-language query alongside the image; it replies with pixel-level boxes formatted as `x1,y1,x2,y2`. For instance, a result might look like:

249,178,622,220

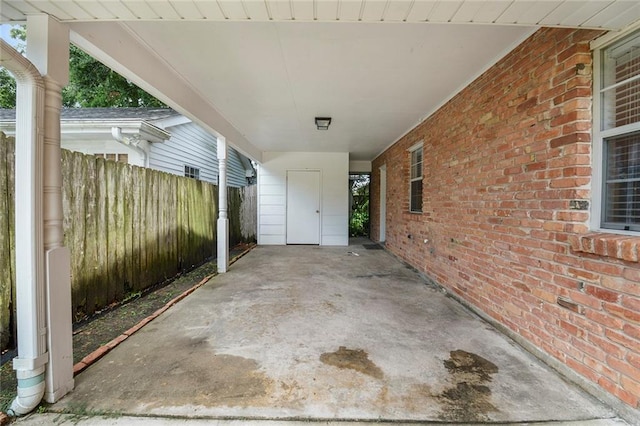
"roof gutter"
0,39,48,416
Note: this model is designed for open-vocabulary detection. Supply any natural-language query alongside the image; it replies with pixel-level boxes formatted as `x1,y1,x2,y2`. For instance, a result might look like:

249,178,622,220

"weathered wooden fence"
0,133,16,352
1,132,256,351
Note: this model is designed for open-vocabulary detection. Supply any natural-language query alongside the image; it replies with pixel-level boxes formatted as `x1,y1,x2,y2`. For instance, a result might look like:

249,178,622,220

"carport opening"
349,173,370,239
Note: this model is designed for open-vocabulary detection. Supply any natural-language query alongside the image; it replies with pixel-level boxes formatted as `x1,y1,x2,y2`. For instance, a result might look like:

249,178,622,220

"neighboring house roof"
0,107,173,143
0,107,180,121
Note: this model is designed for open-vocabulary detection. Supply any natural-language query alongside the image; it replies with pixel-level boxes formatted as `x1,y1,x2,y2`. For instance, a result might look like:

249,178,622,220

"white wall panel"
258,152,348,246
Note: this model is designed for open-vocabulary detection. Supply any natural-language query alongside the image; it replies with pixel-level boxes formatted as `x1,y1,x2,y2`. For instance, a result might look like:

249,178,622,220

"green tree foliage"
349,174,370,237
0,70,16,108
0,26,23,108
0,25,165,108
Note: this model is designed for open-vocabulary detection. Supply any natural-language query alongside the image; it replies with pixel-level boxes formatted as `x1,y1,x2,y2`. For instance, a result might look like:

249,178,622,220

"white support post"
27,15,74,403
217,137,229,273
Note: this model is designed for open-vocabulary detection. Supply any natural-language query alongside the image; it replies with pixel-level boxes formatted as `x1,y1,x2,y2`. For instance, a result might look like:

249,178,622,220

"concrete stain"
320,346,384,379
137,336,274,409
437,349,499,422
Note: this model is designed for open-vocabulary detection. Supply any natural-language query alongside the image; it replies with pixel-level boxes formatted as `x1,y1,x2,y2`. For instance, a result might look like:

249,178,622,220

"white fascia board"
62,120,169,142
153,115,192,130
68,21,262,163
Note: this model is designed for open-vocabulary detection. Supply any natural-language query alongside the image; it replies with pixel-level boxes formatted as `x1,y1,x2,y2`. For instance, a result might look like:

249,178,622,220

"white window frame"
408,142,423,213
592,26,640,235
184,165,200,180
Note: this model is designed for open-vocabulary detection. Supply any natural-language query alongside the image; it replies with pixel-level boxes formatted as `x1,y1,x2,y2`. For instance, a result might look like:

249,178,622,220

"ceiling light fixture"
315,117,332,130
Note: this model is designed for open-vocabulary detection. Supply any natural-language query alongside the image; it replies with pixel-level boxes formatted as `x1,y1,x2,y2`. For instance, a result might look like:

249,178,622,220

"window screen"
604,131,640,230
600,30,640,230
410,146,423,213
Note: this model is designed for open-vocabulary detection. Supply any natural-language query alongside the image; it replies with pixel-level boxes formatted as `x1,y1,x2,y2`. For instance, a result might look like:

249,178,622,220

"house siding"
372,27,640,410
149,122,249,187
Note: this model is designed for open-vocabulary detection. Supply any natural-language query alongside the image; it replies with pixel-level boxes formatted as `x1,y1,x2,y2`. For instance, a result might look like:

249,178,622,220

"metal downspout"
0,39,48,416
111,126,149,167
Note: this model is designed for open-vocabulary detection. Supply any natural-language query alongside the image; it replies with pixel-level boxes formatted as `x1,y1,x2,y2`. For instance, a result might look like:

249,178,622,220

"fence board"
106,160,119,303
84,154,99,313
241,184,257,241
96,157,108,308
131,166,142,292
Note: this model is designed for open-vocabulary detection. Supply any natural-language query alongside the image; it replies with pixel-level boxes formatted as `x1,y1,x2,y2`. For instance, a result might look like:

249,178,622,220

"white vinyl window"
184,165,200,180
594,29,640,232
409,144,423,213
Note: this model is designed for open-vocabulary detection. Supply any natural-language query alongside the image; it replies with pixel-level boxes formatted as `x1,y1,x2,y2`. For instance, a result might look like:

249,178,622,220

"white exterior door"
287,170,321,244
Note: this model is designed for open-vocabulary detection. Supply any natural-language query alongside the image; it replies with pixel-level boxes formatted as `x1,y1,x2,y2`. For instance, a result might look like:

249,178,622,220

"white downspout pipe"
111,126,149,167
0,39,48,416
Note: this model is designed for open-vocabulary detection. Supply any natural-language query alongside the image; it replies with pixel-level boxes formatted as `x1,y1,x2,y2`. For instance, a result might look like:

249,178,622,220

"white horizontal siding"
149,123,217,182
149,122,250,187
226,147,250,188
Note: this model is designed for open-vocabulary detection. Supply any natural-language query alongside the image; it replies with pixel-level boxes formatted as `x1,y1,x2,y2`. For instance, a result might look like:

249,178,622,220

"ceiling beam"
67,21,262,162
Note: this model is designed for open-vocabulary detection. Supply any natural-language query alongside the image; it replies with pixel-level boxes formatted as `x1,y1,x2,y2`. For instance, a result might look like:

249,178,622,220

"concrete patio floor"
17,240,627,424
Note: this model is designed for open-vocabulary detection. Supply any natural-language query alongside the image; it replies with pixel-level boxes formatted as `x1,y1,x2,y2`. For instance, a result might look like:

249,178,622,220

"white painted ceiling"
2,1,640,162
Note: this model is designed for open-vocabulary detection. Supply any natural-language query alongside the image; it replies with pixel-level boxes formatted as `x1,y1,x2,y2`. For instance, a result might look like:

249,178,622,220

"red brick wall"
372,28,640,409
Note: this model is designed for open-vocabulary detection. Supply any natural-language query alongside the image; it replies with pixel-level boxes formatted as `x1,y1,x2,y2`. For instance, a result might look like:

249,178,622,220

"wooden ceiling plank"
599,3,640,30
124,1,160,19
448,1,481,23
170,1,206,19
220,0,249,19
315,0,338,20
427,0,464,22
539,1,608,27
470,0,511,23
5,0,39,16
1,2,28,20
583,2,638,28
338,0,362,21
195,1,227,20
383,0,412,22
241,0,269,20
291,0,314,21
269,0,292,20
360,0,386,21
147,0,181,19
404,0,436,22
98,1,138,20
74,1,117,20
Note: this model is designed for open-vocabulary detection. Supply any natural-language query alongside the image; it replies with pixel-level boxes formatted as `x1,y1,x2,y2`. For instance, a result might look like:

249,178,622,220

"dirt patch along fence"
1,133,257,351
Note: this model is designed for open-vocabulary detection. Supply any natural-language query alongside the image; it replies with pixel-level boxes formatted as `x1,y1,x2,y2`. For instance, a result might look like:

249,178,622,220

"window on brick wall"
409,143,423,213
595,29,640,232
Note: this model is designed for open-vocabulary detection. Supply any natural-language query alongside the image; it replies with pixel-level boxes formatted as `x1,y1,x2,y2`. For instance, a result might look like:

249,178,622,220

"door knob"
316,210,320,213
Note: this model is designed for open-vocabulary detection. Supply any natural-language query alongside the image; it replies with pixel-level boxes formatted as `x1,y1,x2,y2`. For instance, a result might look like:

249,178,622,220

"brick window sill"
569,232,640,262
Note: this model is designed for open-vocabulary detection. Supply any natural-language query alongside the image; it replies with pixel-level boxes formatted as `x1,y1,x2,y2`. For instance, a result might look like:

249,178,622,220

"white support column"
217,137,229,273
27,14,74,403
